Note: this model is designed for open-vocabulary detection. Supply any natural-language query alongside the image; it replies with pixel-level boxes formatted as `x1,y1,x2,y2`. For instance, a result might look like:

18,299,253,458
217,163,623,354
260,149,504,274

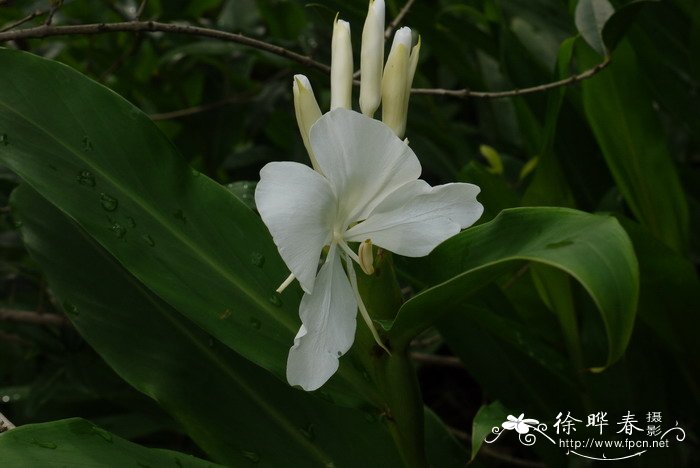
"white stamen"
338,239,362,266
343,252,391,355
276,272,296,293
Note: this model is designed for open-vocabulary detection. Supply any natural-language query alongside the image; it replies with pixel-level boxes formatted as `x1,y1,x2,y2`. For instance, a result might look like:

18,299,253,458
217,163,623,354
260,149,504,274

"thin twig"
0,330,31,347
134,0,148,20
0,308,69,327
0,9,45,33
0,21,331,74
150,94,254,120
410,352,462,368
44,1,64,26
413,56,612,99
0,20,611,99
449,427,546,467
0,411,16,432
385,0,416,39
410,333,443,349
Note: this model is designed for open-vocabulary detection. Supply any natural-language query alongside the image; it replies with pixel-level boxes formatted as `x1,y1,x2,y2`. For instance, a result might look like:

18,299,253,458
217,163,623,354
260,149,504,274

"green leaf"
470,401,509,462
0,418,220,467
602,0,660,53
580,42,689,253
391,207,639,368
11,184,403,466
0,48,365,400
575,0,615,57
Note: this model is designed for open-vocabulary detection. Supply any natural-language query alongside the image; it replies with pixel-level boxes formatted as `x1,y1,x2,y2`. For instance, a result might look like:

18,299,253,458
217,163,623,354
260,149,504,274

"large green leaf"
0,418,220,467
580,41,689,253
391,207,639,367
11,184,403,466
0,47,367,400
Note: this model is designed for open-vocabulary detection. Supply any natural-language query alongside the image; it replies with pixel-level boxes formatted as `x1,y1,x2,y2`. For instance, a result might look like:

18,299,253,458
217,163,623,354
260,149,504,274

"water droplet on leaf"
219,309,232,320
268,294,282,307
250,252,265,268
126,216,136,228
142,234,155,247
31,440,57,450
546,240,574,249
173,209,187,223
63,301,79,317
82,136,93,151
0,133,8,145
77,170,95,187
300,424,315,441
111,223,126,238
100,193,118,211
249,317,261,329
241,451,260,463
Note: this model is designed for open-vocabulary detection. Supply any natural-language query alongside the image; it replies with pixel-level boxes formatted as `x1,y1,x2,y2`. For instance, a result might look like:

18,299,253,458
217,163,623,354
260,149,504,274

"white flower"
292,74,322,171
331,18,353,110
381,27,420,139
255,109,483,391
502,414,540,434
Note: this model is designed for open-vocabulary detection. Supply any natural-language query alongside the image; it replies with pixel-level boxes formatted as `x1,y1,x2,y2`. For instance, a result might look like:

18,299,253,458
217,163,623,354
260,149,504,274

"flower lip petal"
286,247,358,391
255,161,336,294
309,108,422,226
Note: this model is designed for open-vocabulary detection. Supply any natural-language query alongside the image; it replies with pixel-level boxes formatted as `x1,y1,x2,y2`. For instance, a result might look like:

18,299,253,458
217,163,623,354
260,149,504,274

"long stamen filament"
276,272,296,293
344,252,391,355
338,239,362,265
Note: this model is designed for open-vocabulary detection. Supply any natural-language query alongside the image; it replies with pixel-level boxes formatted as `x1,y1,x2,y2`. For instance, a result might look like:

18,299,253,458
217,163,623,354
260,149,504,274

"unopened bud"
381,27,412,138
358,239,375,275
331,18,353,110
293,75,322,172
359,0,385,117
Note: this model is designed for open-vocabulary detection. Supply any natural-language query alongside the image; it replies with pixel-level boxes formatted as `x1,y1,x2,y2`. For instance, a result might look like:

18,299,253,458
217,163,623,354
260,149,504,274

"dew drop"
546,240,574,249
142,234,155,247
100,193,118,212
32,440,57,450
241,450,260,463
249,317,261,330
82,136,93,151
126,216,136,228
111,223,127,238
0,133,8,145
299,423,315,441
63,300,79,317
92,426,113,443
250,252,265,268
77,170,95,187
219,309,232,320
268,294,282,307
173,209,187,223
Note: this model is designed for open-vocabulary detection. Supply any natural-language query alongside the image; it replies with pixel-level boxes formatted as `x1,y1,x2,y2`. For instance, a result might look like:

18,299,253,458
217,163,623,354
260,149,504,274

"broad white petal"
345,180,483,256
515,423,530,434
255,162,336,293
309,109,421,225
286,247,358,391
502,421,517,430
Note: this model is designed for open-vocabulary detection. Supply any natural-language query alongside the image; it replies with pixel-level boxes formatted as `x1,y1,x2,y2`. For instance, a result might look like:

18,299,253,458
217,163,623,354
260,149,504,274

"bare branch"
135,0,148,21
385,0,417,39
412,56,612,99
0,9,45,33
44,0,64,26
0,308,69,326
0,411,16,432
410,352,462,368
0,21,331,74
150,95,254,120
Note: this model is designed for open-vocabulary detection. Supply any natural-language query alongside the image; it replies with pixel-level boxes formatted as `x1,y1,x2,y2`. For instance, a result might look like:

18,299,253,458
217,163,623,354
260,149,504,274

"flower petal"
286,247,358,391
344,180,483,256
309,108,421,225
502,421,517,430
255,161,336,293
515,423,530,434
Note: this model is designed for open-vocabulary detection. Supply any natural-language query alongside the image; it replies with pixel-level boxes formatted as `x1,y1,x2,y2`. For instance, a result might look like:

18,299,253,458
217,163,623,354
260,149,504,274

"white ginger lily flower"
255,108,483,391
502,414,540,434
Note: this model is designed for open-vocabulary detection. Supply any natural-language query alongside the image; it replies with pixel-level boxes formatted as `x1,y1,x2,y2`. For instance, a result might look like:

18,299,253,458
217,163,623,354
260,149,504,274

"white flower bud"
358,239,374,275
331,18,353,110
402,36,420,129
381,27,412,138
293,75,322,172
359,0,385,117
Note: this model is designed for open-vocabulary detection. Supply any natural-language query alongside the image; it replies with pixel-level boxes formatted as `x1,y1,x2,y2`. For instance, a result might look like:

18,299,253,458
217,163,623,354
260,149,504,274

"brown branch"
44,1,64,26
135,0,148,20
0,9,45,33
385,0,416,39
449,427,546,467
413,56,612,99
410,352,462,368
0,330,31,347
0,21,331,74
0,20,610,99
0,308,69,327
0,411,16,432
150,94,255,120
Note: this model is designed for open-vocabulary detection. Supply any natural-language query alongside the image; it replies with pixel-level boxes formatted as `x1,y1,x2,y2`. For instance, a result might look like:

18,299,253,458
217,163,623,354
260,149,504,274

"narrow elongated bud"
331,18,353,110
359,0,385,117
402,36,420,130
381,27,412,138
293,75,322,172
358,239,374,275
